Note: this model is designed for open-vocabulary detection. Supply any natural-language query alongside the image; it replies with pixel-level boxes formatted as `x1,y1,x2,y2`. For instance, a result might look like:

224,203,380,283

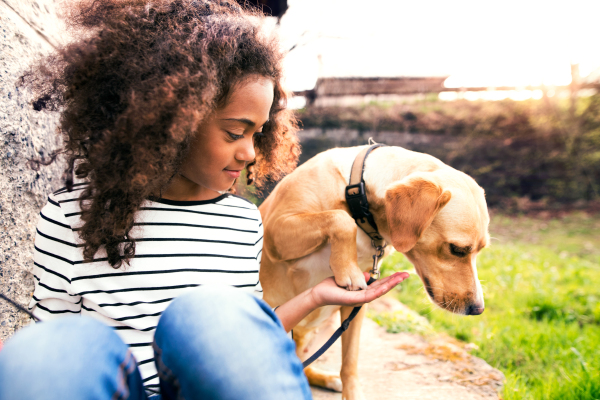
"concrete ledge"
308,297,504,400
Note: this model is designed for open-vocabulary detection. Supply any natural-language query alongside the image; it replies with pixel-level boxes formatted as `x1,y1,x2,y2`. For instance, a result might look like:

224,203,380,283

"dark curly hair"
22,0,299,268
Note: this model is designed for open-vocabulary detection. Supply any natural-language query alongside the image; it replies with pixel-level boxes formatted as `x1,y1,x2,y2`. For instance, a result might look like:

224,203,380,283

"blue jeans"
0,286,312,400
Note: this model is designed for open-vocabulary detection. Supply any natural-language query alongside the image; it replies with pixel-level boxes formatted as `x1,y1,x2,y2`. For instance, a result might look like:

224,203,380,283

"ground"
308,297,504,400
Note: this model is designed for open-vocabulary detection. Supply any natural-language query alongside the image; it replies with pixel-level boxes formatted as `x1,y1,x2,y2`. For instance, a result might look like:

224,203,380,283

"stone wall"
0,0,65,340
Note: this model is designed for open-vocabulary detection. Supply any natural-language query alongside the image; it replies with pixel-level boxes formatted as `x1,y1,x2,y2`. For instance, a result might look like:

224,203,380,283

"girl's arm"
274,271,409,333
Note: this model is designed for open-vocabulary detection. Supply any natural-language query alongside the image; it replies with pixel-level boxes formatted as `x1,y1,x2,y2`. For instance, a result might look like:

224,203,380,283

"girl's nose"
235,136,256,162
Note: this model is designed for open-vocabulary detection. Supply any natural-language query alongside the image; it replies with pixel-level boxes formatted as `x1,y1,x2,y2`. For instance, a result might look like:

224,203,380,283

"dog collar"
345,142,387,249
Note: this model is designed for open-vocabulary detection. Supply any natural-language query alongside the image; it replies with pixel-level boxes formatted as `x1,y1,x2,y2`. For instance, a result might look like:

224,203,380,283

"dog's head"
384,170,489,315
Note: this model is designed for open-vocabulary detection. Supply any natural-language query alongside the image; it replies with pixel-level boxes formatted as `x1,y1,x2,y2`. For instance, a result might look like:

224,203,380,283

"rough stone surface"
0,0,64,341
308,296,504,400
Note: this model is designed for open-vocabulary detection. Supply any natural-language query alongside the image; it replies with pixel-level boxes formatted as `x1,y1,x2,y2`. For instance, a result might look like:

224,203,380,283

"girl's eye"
450,244,470,258
227,132,244,141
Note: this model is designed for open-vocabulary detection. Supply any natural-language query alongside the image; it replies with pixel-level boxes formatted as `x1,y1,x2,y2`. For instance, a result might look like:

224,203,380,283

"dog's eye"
450,244,471,257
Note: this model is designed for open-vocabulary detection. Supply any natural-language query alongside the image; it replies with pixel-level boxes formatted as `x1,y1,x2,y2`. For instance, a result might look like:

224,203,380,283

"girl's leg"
153,285,312,400
0,316,147,400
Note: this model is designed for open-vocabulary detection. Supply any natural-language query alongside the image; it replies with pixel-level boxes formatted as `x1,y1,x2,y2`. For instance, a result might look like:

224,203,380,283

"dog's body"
259,145,489,400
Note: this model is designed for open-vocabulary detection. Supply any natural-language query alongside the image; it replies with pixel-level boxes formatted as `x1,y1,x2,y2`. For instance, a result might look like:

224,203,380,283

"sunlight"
279,0,600,92
440,89,544,102
443,64,573,89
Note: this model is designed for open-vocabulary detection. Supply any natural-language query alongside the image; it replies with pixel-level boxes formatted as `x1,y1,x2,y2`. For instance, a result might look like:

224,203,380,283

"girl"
0,0,408,399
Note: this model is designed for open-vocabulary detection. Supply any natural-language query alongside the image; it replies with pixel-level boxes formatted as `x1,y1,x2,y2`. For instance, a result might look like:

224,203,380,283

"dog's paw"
326,377,343,392
334,268,367,291
305,366,342,392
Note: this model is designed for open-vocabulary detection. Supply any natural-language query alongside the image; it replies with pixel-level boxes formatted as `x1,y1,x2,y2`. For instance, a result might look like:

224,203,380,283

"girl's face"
163,75,274,201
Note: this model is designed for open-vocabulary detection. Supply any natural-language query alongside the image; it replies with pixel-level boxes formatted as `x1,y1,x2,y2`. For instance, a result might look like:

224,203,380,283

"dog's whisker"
445,298,456,312
417,304,435,314
420,305,440,317
424,285,453,293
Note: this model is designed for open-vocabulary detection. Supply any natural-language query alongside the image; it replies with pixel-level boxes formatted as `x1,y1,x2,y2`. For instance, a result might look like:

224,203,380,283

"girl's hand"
274,271,409,332
309,271,410,308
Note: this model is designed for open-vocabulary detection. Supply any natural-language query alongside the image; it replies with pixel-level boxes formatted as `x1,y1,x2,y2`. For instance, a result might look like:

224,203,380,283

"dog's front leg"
340,304,367,400
268,211,366,290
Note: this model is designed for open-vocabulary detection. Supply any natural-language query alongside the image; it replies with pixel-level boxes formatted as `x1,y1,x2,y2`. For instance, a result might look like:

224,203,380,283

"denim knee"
158,285,280,333
0,316,145,400
153,285,310,400
0,316,118,373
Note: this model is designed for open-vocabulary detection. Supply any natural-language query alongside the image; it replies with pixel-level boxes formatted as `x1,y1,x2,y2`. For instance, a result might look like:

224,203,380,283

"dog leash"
302,249,385,368
0,293,41,322
302,141,387,368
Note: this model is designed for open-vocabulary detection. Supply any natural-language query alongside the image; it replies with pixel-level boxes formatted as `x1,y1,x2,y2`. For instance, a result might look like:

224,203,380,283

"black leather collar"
344,143,386,247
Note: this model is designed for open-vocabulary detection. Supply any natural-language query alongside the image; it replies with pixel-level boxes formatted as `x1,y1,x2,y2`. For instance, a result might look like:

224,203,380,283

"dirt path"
306,297,504,400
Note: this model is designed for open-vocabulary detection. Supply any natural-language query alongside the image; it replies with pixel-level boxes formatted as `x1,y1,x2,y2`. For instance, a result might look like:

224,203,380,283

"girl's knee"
171,285,251,307
0,316,130,377
2,316,116,355
152,288,306,400
156,286,278,341
163,285,266,321
0,317,143,400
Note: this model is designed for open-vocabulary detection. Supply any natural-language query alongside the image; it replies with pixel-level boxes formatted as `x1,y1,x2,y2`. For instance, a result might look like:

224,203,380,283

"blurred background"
241,1,600,399
246,0,600,210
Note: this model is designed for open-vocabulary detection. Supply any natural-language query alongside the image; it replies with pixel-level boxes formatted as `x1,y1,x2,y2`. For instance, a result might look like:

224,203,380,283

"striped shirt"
28,183,264,394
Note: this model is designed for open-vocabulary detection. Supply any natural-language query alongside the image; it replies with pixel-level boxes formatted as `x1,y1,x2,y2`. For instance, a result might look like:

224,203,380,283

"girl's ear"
384,176,451,252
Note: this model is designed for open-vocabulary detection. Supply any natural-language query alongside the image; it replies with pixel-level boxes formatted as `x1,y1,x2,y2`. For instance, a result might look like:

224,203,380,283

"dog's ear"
385,176,451,252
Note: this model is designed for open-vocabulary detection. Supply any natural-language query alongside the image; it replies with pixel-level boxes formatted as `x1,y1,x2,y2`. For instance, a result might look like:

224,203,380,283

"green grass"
377,212,600,400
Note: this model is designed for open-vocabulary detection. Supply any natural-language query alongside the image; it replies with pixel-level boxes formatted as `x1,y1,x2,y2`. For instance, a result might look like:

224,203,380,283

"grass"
377,211,600,400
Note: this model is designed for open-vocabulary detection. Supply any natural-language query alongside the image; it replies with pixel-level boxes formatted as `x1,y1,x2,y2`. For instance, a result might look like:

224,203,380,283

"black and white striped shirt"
29,183,264,392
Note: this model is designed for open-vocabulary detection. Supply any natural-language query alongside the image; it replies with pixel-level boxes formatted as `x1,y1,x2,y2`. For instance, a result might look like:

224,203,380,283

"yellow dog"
259,145,489,400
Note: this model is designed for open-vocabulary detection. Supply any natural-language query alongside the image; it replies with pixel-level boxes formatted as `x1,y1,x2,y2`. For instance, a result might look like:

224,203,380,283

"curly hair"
22,0,300,268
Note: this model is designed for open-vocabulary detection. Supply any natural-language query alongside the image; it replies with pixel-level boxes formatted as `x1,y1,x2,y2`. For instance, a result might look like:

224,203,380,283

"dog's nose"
466,304,485,315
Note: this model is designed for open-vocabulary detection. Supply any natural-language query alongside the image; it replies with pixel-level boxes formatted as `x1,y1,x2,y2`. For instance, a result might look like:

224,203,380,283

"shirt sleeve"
252,210,264,300
28,193,82,320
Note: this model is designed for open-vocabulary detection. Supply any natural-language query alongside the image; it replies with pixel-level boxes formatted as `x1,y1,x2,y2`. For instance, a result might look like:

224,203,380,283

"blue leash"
301,276,377,368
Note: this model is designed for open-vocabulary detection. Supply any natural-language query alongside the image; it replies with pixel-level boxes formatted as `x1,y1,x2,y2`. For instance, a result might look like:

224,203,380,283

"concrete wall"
0,0,65,340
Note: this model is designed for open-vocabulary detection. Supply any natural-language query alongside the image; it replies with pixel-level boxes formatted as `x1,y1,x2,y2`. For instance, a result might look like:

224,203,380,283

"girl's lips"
224,169,241,179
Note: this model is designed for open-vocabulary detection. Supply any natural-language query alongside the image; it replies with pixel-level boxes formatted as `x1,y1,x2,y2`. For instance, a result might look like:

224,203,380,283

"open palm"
310,271,410,308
